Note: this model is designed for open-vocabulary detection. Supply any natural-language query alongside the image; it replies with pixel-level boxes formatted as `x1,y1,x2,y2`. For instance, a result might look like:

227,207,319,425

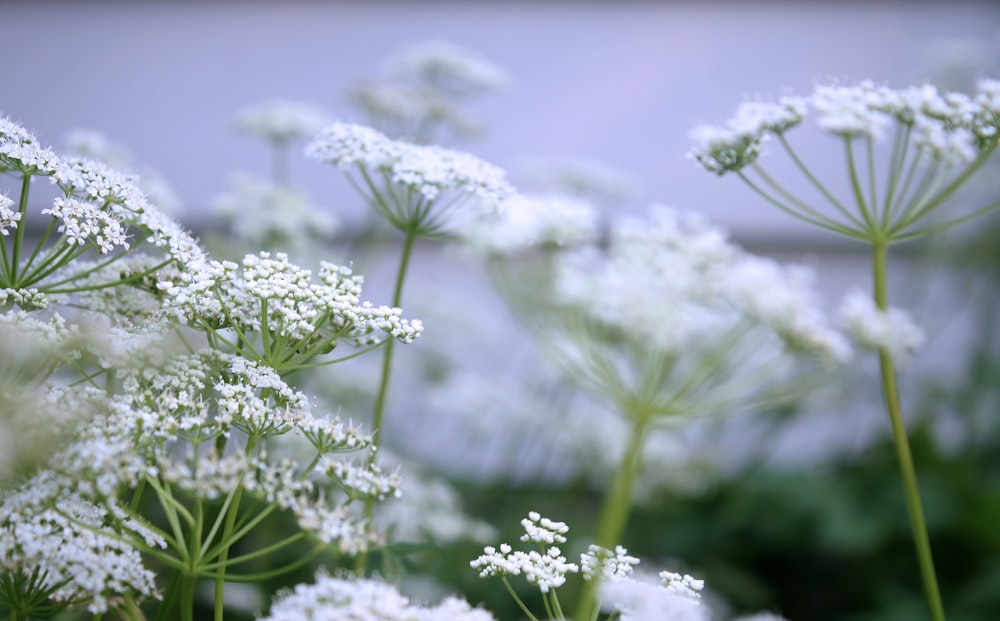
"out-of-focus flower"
234,99,332,145
838,289,926,367
258,572,496,621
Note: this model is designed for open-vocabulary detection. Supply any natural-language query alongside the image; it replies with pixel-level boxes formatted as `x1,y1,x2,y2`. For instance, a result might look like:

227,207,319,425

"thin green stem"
501,576,540,621
866,134,879,223
573,413,651,621
881,123,912,227
212,437,258,621
737,171,868,240
872,242,946,621
844,137,875,231
10,174,32,283
356,230,417,575
778,133,862,228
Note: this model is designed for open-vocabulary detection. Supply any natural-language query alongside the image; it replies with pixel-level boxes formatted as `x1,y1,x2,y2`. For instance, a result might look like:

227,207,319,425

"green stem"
502,576,540,621
212,438,257,621
10,173,32,283
872,242,946,621
355,230,417,575
573,413,650,621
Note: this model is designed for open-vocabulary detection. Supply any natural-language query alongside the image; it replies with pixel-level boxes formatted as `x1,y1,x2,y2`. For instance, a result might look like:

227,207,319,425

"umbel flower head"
157,251,422,371
547,205,850,418
687,79,1000,242
0,115,204,297
306,122,514,236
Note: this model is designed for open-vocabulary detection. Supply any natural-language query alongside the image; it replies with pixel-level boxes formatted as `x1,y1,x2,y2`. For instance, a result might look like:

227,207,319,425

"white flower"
0,193,20,236
158,251,423,358
258,573,497,621
659,570,705,600
811,80,895,139
600,572,709,621
690,78,1000,176
581,544,641,581
306,123,513,232
461,193,600,255
519,510,570,545
386,40,511,98
555,205,847,363
472,512,580,593
42,197,130,254
0,471,163,614
687,96,806,175
837,289,925,367
471,544,579,593
0,116,61,175
235,99,332,144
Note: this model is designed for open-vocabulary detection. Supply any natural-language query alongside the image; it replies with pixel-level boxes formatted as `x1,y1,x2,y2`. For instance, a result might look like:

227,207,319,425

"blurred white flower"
838,289,926,367
234,99,332,145
461,192,600,255
258,572,496,621
385,40,511,99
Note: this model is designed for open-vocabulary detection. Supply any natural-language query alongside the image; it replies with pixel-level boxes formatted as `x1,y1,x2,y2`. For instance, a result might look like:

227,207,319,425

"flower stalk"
873,242,946,621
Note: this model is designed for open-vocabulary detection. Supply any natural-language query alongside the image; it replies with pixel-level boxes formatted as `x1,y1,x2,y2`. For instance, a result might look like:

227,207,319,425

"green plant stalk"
10,173,31,284
873,242,946,621
212,435,260,621
572,412,651,621
356,230,417,574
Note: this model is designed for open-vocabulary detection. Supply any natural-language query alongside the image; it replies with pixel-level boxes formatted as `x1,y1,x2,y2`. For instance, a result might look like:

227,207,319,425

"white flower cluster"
159,251,423,357
234,99,332,144
2,117,203,276
519,510,569,545
471,511,581,593
27,347,391,553
461,193,600,255
471,543,580,593
689,78,1000,174
0,287,47,311
306,122,513,204
42,197,129,254
688,96,807,174
0,472,164,614
600,572,708,621
213,173,338,251
837,289,926,367
386,40,511,99
319,456,402,501
0,310,80,381
258,572,496,621
555,205,850,364
581,544,641,581
659,570,706,599
0,115,61,175
0,193,19,236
